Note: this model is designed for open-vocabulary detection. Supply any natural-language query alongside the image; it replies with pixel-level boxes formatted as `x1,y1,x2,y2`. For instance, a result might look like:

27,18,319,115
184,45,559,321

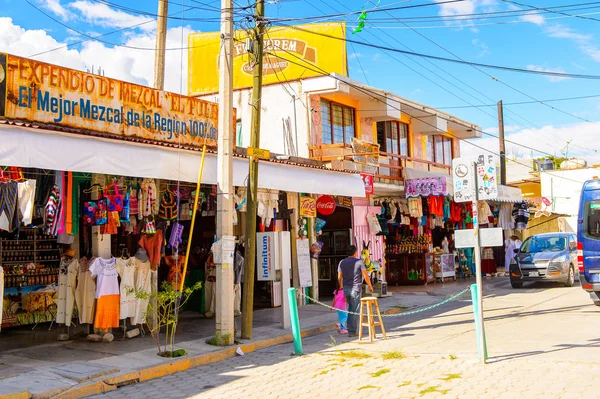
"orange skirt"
94,294,120,331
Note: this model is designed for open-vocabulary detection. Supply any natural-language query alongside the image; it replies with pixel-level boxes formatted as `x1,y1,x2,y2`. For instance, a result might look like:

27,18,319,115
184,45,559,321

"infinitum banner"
0,53,230,149
188,22,348,95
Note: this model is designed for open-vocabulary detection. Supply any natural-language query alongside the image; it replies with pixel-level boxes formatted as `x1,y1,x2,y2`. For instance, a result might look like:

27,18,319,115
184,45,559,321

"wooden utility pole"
215,0,235,345
497,100,506,185
241,0,265,340
154,0,168,90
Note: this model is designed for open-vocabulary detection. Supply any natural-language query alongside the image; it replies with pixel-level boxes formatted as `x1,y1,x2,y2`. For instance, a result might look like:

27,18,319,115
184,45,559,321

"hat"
64,248,76,259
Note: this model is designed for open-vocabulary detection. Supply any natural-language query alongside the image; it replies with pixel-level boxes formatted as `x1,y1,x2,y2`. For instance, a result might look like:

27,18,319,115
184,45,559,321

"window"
376,121,409,156
585,202,600,238
320,99,356,145
426,135,453,165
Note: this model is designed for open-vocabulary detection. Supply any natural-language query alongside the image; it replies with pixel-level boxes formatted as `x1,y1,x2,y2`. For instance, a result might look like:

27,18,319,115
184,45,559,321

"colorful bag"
120,186,131,223
168,222,184,249
82,201,97,226
141,216,156,235
95,197,109,225
158,192,178,221
105,183,124,212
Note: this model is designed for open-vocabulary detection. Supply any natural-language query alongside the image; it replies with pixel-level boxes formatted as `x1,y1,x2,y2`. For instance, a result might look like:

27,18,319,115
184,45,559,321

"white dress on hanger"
56,258,79,326
75,257,97,324
117,257,138,320
133,258,154,325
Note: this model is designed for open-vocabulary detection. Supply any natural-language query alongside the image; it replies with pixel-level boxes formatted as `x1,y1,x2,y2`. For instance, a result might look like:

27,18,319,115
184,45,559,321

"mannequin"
135,247,150,261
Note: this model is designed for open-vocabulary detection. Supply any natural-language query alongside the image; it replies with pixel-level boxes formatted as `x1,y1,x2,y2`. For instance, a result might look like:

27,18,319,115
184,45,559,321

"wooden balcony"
309,144,451,183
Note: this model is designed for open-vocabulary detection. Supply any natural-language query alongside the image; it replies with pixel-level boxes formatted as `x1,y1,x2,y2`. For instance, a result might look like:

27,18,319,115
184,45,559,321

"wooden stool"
358,297,387,343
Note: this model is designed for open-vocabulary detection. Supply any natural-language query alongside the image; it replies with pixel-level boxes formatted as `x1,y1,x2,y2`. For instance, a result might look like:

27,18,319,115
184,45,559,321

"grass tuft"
382,350,406,360
441,373,461,381
352,363,364,367
419,386,450,396
398,381,411,388
449,354,457,360
358,385,378,391
370,368,391,377
334,350,372,359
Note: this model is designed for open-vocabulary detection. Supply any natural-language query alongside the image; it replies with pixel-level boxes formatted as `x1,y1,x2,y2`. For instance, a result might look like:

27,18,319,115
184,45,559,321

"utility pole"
242,0,265,340
497,100,506,185
215,0,235,344
154,0,168,90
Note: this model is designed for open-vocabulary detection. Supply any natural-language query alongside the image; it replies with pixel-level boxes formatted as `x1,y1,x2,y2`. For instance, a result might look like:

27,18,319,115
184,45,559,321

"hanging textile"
66,172,73,235
17,179,36,226
117,257,137,320
89,257,120,330
56,257,78,326
512,201,530,230
0,181,19,232
75,257,96,324
133,258,154,325
498,203,515,230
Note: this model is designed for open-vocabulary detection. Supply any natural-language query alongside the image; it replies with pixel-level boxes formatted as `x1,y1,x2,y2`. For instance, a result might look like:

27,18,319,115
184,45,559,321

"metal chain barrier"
297,287,471,317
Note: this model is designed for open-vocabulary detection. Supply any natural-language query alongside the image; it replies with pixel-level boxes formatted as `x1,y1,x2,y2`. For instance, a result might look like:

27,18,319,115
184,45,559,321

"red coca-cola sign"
316,195,337,216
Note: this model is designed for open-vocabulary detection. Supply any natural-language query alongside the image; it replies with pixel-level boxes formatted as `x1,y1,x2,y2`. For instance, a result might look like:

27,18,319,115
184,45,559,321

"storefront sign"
360,173,374,195
257,232,275,281
316,195,336,216
299,196,316,217
296,238,313,288
405,177,446,198
352,138,380,167
189,22,348,95
0,53,229,149
452,157,475,203
333,196,353,208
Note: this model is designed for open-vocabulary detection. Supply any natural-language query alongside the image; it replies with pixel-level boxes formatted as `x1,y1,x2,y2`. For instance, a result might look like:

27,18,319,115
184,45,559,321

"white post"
279,231,292,329
215,0,235,344
472,161,487,363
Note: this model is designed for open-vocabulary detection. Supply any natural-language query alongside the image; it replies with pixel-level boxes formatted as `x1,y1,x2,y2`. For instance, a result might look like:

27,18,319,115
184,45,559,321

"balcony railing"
309,144,451,181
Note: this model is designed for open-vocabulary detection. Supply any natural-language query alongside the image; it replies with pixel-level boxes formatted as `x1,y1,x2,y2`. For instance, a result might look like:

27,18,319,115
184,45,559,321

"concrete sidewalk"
0,279,487,399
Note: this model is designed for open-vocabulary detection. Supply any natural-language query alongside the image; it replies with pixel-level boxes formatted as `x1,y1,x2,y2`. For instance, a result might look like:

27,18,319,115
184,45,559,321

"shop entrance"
317,207,352,297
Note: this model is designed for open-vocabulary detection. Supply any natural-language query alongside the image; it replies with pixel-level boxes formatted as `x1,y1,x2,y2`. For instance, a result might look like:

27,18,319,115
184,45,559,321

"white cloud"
371,53,381,62
0,17,191,93
42,0,73,20
544,24,592,42
348,52,363,60
460,122,600,167
519,12,545,26
69,1,155,31
526,64,568,82
471,38,490,57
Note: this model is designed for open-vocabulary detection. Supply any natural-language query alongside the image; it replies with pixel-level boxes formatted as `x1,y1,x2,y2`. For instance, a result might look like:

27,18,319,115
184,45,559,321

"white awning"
0,125,365,197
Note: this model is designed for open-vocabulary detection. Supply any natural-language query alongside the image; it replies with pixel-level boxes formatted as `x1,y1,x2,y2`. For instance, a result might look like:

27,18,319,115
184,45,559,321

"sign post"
452,157,490,364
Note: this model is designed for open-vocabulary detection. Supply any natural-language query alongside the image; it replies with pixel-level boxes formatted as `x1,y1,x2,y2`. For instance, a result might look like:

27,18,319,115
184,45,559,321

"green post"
288,287,303,355
470,284,488,361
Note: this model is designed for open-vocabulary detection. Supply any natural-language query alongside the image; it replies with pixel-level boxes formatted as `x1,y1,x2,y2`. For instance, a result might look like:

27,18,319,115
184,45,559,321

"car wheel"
511,279,523,289
564,265,575,287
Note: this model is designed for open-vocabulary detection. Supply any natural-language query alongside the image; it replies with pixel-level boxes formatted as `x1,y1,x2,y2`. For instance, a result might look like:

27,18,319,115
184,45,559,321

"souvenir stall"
384,177,464,285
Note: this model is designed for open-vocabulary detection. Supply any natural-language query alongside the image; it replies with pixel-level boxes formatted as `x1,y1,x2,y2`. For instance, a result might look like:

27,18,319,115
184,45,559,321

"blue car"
577,179,600,306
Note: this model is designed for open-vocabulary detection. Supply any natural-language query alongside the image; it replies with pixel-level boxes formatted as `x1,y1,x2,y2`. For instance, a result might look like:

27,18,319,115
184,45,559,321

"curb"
1,324,337,399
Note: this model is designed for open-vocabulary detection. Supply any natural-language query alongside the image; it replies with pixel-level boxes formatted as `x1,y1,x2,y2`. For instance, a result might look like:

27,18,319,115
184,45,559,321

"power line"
503,0,600,23
25,0,252,52
265,24,600,80
262,46,588,184
435,94,600,109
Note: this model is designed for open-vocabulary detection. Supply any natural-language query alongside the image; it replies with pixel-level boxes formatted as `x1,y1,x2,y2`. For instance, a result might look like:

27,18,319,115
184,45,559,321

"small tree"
130,281,202,357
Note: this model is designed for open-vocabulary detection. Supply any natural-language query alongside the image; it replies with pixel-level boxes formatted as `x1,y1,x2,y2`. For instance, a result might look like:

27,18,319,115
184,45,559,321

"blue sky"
1,0,600,166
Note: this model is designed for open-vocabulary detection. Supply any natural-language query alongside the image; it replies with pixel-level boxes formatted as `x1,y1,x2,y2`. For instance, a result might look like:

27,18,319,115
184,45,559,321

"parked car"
577,179,600,306
510,233,577,289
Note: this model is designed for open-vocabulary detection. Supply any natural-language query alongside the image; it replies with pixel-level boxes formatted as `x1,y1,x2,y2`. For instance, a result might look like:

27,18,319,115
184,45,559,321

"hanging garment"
138,229,164,269
56,257,79,326
65,172,73,235
17,179,36,226
168,222,184,249
408,198,423,218
512,202,530,230
117,257,137,320
89,257,120,331
165,255,186,290
443,197,451,221
158,192,178,221
129,184,139,216
44,184,62,235
366,213,382,235
478,201,493,226
139,178,158,217
0,181,19,232
498,203,515,230
120,186,131,223
133,258,154,325
75,257,96,324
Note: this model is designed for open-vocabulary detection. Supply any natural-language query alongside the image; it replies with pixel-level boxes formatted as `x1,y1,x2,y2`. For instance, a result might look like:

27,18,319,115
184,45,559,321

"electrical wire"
503,0,600,23
435,94,600,109
262,45,588,184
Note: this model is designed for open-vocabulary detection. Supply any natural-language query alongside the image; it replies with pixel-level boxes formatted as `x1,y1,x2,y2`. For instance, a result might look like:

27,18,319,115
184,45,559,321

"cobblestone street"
92,279,600,399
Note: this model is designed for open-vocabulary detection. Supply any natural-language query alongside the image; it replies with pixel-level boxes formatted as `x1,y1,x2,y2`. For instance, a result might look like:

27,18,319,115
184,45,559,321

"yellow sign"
0,53,231,149
248,147,270,160
299,196,316,218
188,22,348,95
352,137,380,167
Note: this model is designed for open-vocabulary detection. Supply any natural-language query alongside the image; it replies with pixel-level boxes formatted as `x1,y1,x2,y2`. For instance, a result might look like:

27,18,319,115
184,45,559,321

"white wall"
541,168,600,216
198,82,310,158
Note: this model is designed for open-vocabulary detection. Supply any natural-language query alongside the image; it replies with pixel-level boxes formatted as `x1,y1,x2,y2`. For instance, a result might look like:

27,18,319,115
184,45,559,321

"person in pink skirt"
332,288,348,334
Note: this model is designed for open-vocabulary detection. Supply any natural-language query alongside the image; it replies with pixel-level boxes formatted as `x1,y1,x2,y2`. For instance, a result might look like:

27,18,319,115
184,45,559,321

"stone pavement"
89,278,600,399
0,279,473,398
